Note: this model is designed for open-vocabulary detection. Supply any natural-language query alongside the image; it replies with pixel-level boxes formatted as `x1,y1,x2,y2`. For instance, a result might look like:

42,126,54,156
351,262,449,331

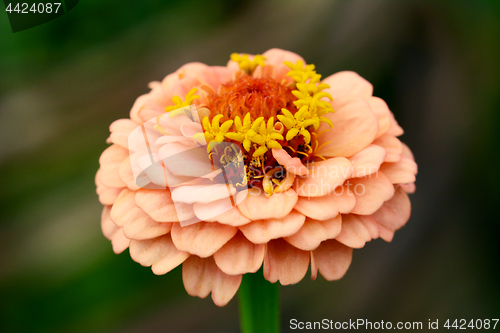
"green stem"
238,268,280,333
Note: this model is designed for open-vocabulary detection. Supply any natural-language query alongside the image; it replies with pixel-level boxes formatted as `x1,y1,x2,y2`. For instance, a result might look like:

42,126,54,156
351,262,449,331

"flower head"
97,49,417,306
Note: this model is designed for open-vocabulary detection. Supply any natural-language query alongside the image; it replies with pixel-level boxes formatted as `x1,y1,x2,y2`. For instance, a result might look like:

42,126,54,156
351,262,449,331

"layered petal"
315,96,379,157
348,144,386,178
182,256,241,307
135,188,195,222
239,211,306,244
129,234,190,275
99,145,129,188
335,214,379,248
373,134,403,163
294,185,355,220
295,157,353,197
379,157,418,184
311,239,352,281
348,172,395,215
171,221,238,258
372,187,411,232
106,118,139,149
264,238,309,285
284,215,342,251
322,71,373,99
237,188,298,220
110,189,172,240
366,97,392,139
213,232,265,275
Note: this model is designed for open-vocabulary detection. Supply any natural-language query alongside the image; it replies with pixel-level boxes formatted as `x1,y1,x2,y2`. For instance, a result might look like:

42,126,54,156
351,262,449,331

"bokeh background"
1,0,499,332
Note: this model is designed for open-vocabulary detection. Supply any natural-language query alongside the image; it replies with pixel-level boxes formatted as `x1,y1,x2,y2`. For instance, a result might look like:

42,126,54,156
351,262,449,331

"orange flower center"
205,75,298,122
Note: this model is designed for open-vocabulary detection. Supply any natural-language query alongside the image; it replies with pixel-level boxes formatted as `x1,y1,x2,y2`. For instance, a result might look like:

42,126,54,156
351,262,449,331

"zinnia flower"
96,49,417,307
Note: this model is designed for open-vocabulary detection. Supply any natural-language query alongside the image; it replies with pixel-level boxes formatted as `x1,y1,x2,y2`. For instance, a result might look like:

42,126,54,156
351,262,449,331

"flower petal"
312,239,352,281
129,234,190,275
348,171,395,215
171,184,236,204
110,189,172,240
294,185,355,220
239,211,305,244
366,97,392,139
211,267,242,307
284,215,342,251
372,187,411,232
96,169,123,205
101,205,129,254
99,145,128,188
379,158,418,184
373,134,403,163
171,222,238,258
271,148,308,176
261,48,305,84
213,232,265,275
118,156,142,191
295,157,353,197
182,255,217,299
237,188,298,220
322,71,373,99
264,238,309,285
106,119,138,149
194,198,251,226
335,214,379,248
135,188,195,222
315,96,379,158
348,144,386,178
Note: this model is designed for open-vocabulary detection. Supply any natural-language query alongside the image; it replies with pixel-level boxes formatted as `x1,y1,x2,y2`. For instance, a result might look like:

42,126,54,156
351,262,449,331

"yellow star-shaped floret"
231,53,266,75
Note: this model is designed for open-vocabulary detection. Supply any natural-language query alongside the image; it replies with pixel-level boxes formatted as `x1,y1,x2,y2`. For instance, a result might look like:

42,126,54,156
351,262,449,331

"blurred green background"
1,0,499,332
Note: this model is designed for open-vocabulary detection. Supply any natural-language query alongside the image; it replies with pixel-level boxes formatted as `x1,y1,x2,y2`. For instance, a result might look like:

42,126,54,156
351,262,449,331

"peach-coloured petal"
129,234,190,275
99,145,128,188
110,189,172,240
96,169,123,205
294,185,355,220
335,214,379,248
211,267,242,307
118,157,141,191
373,134,403,162
111,228,130,254
322,71,373,99
272,148,308,176
372,187,411,232
312,239,352,281
261,48,305,84
135,188,195,222
237,188,298,220
378,224,395,242
379,157,418,184
194,198,251,227
284,215,342,251
315,96,379,158
106,119,138,149
171,222,238,258
182,255,216,299
366,97,392,139
400,183,416,193
213,232,265,275
295,157,353,197
348,172,395,215
264,238,309,285
239,211,306,244
171,184,236,204
386,114,404,136
101,206,130,254
348,144,386,178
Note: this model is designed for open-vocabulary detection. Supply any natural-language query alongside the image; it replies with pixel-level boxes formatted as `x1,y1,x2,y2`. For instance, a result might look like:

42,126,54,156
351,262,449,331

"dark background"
1,1,499,332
